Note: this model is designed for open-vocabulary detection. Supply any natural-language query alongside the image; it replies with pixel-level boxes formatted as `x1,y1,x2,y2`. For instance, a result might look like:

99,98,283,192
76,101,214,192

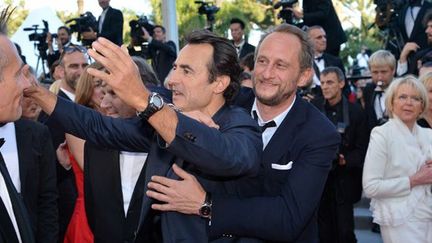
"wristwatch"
136,92,164,120
199,192,212,219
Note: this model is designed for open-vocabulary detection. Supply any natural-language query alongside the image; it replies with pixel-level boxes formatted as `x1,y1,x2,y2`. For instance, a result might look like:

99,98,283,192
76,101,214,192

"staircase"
354,197,383,243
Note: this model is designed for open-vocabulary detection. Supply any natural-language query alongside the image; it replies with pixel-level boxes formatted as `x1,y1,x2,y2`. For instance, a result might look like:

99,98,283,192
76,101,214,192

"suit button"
183,132,196,142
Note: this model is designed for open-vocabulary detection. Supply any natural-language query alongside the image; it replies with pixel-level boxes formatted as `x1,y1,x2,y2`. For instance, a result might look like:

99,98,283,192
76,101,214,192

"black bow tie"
315,55,324,62
0,123,5,127
260,121,277,132
0,138,4,148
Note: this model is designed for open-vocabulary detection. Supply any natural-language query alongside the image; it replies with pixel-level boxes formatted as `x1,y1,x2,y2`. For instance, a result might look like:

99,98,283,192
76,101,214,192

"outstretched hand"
23,81,57,115
146,164,206,215
87,37,149,111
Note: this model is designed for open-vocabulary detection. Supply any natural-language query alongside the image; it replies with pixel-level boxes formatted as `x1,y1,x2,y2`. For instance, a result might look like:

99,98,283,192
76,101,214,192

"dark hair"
154,25,166,34
230,18,245,30
185,30,241,103
240,52,254,71
132,56,160,86
257,24,314,72
58,26,71,35
321,66,345,82
423,9,432,26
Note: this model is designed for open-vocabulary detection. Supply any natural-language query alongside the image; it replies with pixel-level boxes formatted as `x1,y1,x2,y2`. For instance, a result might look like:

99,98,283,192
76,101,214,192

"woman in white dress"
363,76,432,243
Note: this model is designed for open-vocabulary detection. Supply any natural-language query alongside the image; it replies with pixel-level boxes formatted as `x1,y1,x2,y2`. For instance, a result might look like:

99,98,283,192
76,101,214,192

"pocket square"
271,161,293,170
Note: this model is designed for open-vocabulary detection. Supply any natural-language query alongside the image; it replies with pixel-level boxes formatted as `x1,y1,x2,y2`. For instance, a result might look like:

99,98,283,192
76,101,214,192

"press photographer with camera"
81,0,123,46
138,24,176,82
46,26,73,68
285,0,346,56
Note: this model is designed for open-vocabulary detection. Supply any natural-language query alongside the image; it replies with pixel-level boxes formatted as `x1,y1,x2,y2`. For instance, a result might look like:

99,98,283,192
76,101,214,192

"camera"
24,20,53,60
274,0,298,24
66,11,98,46
195,1,219,31
129,15,155,43
374,0,405,30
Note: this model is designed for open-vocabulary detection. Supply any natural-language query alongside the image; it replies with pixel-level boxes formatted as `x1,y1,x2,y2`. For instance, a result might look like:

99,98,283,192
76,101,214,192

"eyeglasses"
395,94,422,104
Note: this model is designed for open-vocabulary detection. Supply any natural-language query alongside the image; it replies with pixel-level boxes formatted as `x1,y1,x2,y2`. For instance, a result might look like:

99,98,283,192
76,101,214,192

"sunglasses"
59,45,88,64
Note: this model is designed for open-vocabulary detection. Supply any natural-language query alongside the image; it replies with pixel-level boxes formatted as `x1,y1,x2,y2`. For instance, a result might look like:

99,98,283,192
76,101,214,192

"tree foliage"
4,0,28,36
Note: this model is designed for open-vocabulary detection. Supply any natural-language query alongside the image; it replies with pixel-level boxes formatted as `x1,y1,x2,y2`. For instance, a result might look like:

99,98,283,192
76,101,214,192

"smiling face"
61,51,88,91
167,43,222,113
0,35,32,122
253,32,311,108
391,83,424,128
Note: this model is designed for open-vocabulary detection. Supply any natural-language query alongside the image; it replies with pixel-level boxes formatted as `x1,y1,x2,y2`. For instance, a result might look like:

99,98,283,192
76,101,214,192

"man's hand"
81,27,97,40
141,27,151,42
87,37,149,111
399,42,420,63
288,7,304,19
182,110,220,129
146,164,206,215
23,82,58,115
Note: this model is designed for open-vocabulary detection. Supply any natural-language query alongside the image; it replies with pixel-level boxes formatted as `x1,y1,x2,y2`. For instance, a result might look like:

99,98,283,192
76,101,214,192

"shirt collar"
251,96,296,127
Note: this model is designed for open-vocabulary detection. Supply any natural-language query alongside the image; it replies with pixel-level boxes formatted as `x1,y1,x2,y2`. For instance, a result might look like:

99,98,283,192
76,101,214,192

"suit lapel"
14,120,32,193
263,97,307,165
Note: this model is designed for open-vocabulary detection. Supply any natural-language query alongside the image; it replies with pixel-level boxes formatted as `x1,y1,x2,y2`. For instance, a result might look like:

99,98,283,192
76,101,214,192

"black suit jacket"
363,82,388,130
83,143,147,243
311,97,368,204
239,42,255,59
15,119,58,243
210,92,340,242
148,40,177,82
302,0,347,56
396,2,432,57
98,6,123,46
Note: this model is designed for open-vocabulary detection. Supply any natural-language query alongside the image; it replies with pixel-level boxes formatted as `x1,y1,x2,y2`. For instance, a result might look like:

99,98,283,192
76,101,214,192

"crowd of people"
1,0,432,243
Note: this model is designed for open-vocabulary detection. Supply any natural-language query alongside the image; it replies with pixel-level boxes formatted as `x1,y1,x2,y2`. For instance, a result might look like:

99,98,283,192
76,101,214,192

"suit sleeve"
362,127,411,199
303,0,332,24
36,125,59,243
167,111,262,177
49,97,153,152
209,126,339,241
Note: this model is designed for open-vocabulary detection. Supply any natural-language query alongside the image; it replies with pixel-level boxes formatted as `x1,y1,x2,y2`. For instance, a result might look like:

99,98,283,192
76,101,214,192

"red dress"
63,151,94,243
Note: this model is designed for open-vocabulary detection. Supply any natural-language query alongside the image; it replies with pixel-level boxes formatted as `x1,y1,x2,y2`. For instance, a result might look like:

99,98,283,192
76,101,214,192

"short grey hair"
385,75,429,118
368,50,396,70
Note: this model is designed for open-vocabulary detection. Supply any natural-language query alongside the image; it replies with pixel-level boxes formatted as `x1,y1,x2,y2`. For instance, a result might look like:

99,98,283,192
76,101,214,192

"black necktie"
315,55,324,62
0,139,35,243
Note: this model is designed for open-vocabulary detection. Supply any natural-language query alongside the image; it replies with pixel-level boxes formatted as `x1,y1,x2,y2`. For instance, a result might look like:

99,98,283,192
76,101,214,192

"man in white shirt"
0,6,35,243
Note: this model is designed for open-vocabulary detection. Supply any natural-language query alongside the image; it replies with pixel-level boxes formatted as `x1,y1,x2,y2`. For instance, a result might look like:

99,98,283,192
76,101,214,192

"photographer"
46,26,72,68
141,25,177,82
310,67,368,243
288,0,346,56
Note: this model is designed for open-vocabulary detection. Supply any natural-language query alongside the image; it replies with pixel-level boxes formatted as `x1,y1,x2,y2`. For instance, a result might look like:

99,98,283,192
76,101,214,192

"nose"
100,95,111,109
261,64,275,80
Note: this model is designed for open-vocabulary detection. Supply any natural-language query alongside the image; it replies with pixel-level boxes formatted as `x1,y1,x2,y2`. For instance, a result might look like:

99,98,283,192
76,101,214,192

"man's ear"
297,68,313,87
213,75,230,95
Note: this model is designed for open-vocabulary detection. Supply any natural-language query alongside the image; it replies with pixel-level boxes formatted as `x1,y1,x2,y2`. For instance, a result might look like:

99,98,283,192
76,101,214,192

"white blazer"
363,117,432,226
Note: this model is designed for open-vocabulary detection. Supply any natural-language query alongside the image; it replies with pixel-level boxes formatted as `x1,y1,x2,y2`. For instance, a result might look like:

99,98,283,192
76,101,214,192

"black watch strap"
137,92,164,120
199,192,212,218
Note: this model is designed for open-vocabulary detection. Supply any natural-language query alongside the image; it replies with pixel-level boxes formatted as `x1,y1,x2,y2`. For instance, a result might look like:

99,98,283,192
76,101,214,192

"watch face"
200,205,211,217
153,96,163,107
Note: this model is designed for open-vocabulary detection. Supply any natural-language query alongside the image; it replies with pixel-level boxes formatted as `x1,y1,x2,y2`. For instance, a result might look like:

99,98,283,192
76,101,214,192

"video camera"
374,0,405,30
66,12,98,46
195,1,219,31
129,15,155,43
274,0,298,24
24,20,54,60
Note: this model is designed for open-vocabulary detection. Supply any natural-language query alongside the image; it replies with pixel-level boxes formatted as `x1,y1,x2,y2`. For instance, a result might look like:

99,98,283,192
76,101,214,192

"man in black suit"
291,0,346,56
141,25,177,82
0,6,36,243
363,50,396,130
305,25,345,99
391,0,432,58
145,24,341,243
46,26,73,69
1,119,58,243
230,18,255,59
311,67,368,243
397,9,432,76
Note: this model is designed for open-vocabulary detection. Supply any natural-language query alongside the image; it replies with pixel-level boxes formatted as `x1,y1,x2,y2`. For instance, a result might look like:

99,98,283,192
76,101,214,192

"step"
354,207,373,230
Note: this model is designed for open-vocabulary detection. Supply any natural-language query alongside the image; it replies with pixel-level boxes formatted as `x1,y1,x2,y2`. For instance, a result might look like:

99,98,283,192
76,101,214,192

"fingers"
150,175,178,188
151,203,173,212
87,67,111,83
172,163,194,180
146,189,171,203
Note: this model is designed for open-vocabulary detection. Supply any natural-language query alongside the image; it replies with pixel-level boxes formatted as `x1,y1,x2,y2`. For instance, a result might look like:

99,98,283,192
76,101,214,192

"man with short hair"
0,6,36,243
311,67,368,243
46,26,72,68
141,25,177,82
25,30,262,242
145,24,340,242
230,18,255,58
364,50,397,130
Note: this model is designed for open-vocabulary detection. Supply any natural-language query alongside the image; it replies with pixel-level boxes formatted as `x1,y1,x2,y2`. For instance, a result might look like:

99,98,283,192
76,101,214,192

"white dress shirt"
251,96,296,149
59,87,75,102
0,122,21,192
119,151,147,215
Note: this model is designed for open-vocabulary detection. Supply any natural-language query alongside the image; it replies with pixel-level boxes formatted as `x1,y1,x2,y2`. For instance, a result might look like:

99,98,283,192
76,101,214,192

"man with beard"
145,24,340,242
46,26,73,68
